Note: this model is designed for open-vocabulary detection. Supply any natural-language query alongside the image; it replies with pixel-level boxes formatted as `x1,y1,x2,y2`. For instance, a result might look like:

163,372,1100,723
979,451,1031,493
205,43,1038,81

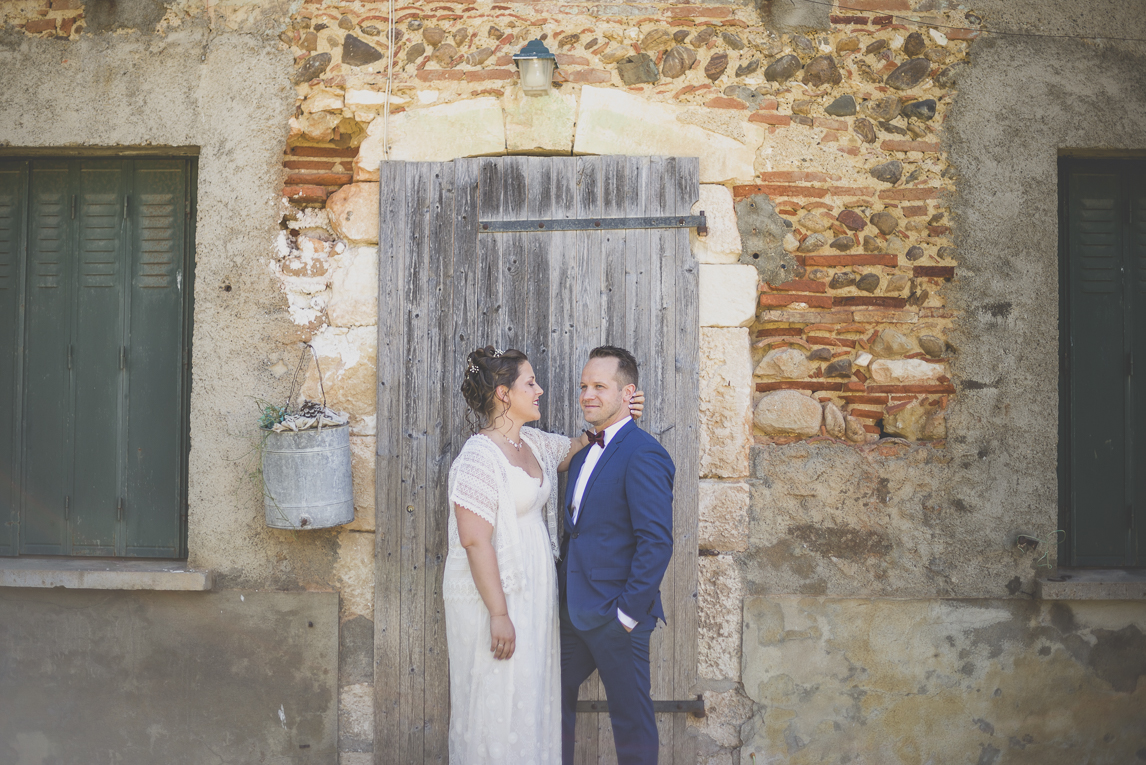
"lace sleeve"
448,442,499,526
522,427,572,467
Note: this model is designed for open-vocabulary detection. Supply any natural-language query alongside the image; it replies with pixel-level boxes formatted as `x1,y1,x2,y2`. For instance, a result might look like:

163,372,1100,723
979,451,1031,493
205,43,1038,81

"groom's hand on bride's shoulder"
629,390,645,420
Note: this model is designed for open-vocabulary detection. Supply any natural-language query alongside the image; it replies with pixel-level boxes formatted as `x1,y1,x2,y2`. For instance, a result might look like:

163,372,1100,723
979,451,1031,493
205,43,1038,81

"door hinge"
70,195,76,220
117,497,124,523
120,346,126,370
64,496,70,520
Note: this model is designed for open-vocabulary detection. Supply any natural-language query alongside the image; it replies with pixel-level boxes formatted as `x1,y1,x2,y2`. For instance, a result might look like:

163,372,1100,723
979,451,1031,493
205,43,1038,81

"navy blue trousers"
560,602,658,765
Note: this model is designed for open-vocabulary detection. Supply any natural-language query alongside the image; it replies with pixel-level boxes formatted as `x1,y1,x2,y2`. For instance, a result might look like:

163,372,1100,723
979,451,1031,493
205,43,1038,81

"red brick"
760,293,833,308
283,160,337,171
829,186,875,197
720,18,748,27
465,69,514,81
562,68,612,83
881,140,941,153
285,172,352,186
834,296,908,308
756,327,803,338
24,18,57,33
804,254,898,267
289,146,359,158
871,15,894,25
844,381,866,391
903,205,928,218
845,0,910,11
59,17,74,35
667,6,732,17
756,381,844,392
806,335,857,348
840,394,889,405
748,112,791,127
416,70,465,81
733,184,829,200
867,384,957,394
879,187,943,201
283,185,329,203
946,28,981,40
705,97,748,110
814,117,849,131
849,408,885,420
830,14,869,24
555,53,590,66
913,266,955,279
759,171,837,183
758,98,780,110
862,423,882,434
770,279,827,293
929,225,951,236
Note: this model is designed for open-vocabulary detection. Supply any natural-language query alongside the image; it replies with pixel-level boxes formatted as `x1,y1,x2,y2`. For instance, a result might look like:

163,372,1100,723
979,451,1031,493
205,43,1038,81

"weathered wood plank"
671,157,701,765
400,164,430,763
525,156,554,416
422,163,454,764
452,158,481,444
600,157,627,349
572,155,603,765
500,156,530,350
375,160,407,756
477,159,504,348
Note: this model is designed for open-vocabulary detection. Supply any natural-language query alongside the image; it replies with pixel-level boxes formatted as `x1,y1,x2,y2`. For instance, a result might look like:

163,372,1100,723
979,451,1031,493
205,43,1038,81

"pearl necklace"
503,433,524,451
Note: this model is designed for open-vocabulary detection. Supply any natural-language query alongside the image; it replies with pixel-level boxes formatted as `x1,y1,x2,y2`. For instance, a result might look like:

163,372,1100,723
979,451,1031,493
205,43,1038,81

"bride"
443,346,642,763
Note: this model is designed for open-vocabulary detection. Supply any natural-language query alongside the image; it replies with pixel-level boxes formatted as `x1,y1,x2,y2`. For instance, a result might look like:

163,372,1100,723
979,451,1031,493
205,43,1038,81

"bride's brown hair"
461,346,529,432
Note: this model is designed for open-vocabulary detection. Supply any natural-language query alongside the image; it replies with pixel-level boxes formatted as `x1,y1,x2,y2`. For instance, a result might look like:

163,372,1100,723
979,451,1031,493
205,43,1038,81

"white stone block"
326,182,379,244
327,246,378,328
870,358,947,384
355,98,506,180
338,682,374,743
700,328,752,478
699,480,750,552
754,347,813,379
503,87,577,155
753,389,822,437
699,264,758,328
691,184,742,264
345,89,409,108
302,87,344,113
697,554,744,681
302,325,378,434
573,86,764,183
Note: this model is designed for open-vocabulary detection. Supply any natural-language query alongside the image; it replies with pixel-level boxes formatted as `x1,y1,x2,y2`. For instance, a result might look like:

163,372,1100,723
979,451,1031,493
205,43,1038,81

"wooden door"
375,156,700,763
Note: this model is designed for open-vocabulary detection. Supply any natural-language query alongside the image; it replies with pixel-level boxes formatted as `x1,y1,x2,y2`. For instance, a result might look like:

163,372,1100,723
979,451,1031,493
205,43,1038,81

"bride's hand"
629,390,646,420
490,613,516,660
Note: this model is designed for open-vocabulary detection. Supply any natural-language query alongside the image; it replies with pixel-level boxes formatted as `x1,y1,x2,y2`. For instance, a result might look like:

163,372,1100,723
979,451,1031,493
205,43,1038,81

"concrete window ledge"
0,557,213,591
1036,569,1146,600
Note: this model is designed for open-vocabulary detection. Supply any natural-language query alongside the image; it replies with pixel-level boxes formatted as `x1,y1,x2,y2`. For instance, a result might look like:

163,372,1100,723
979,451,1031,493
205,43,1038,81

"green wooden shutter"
0,161,27,557
70,159,128,555
1131,171,1146,565
22,161,74,555
123,160,187,556
1063,160,1144,567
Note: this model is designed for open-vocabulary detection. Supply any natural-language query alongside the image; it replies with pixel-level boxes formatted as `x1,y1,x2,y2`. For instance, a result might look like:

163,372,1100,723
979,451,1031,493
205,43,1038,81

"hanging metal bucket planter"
262,423,354,529
260,346,354,530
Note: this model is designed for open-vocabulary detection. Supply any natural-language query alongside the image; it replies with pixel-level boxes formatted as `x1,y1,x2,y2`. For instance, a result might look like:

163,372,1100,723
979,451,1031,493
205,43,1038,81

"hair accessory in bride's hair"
467,361,479,374
493,348,504,358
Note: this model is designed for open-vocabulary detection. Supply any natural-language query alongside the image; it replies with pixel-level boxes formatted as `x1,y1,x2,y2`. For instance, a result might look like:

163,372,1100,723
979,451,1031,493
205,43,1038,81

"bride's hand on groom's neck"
629,390,645,421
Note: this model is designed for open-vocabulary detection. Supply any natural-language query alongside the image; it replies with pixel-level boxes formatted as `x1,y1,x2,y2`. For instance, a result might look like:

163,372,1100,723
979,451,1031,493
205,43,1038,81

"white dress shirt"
570,416,637,629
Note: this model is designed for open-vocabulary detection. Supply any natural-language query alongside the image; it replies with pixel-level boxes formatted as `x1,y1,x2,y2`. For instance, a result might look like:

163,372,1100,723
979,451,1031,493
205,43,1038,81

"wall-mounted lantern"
513,39,558,97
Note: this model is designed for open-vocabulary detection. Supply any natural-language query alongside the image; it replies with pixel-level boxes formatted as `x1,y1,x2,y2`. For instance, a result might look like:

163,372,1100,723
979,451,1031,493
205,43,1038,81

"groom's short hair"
589,345,639,389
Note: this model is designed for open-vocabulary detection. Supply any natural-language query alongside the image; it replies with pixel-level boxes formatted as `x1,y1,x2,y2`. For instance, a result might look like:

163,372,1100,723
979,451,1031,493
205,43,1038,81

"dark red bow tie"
585,429,606,449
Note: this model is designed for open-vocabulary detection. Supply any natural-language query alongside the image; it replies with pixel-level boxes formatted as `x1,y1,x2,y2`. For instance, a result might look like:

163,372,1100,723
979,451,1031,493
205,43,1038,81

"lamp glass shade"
518,58,555,96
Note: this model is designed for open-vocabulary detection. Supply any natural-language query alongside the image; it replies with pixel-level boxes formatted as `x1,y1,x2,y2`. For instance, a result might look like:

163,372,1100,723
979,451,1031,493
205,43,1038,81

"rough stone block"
302,87,344,113
754,347,813,379
687,689,753,749
697,554,744,681
347,436,376,532
753,389,822,437
327,246,378,328
699,264,758,327
335,530,375,619
355,98,506,179
870,358,946,384
699,480,750,552
326,182,380,244
503,88,577,155
302,325,377,435
691,184,742,264
573,86,764,183
700,328,752,478
338,682,374,751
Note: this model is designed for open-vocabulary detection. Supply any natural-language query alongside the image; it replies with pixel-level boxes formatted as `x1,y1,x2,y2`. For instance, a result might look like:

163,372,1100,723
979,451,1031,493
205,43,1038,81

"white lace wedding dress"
443,428,569,764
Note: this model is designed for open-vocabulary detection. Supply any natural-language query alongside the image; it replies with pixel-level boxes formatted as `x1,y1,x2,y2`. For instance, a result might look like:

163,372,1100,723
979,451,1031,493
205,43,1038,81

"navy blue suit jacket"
558,420,675,631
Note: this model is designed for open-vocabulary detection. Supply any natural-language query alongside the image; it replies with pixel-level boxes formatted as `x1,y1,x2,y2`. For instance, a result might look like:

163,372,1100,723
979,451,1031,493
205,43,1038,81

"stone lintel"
0,556,213,591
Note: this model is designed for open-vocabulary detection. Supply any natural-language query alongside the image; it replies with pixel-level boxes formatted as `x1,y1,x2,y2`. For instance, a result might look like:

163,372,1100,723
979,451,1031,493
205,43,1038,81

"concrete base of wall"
0,589,338,765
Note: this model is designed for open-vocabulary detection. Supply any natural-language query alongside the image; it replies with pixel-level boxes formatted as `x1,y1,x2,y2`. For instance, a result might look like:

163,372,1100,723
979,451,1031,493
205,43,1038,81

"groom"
558,345,675,765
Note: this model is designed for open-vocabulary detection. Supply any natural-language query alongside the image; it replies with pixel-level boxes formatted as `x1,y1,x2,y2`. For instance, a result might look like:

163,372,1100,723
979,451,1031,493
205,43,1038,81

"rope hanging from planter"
268,344,348,433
